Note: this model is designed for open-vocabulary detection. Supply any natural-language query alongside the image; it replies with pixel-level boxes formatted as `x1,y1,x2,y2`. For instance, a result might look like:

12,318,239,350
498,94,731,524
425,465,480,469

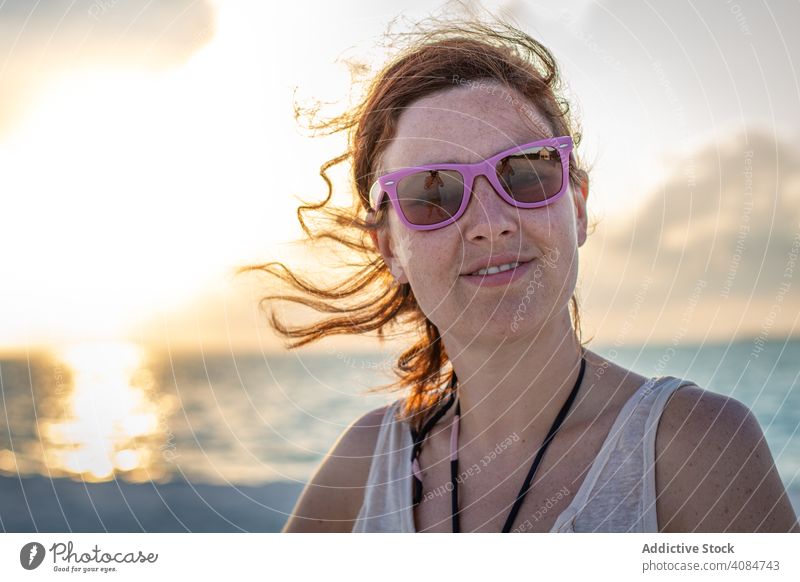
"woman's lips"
459,258,536,287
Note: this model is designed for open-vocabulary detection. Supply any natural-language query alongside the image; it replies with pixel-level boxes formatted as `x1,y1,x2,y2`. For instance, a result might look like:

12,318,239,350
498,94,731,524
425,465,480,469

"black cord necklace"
410,351,587,532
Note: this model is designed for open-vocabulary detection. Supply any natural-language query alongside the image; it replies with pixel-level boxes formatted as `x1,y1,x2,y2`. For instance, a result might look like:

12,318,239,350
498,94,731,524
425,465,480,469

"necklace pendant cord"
449,411,461,532
410,385,458,506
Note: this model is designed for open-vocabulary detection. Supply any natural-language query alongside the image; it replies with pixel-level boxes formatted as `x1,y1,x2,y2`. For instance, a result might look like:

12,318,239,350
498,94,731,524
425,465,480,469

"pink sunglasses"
368,135,573,231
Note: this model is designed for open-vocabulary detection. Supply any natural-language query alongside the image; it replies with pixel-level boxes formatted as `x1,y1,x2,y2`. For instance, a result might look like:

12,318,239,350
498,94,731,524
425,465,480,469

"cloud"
581,129,800,344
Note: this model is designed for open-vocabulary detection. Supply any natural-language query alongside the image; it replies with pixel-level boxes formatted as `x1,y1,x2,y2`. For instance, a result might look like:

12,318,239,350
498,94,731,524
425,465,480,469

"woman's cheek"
392,229,415,268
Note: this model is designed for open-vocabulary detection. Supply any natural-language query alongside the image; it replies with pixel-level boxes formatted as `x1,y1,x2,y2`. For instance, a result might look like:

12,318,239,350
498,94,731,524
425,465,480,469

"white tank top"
352,375,697,532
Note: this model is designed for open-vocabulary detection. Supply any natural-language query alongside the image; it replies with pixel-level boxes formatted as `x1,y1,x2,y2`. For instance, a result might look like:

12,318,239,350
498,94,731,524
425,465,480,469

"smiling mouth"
464,259,533,277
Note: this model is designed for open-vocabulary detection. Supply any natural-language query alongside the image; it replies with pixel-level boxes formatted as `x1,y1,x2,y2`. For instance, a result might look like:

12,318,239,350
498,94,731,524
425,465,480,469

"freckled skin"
655,386,800,532
375,81,587,347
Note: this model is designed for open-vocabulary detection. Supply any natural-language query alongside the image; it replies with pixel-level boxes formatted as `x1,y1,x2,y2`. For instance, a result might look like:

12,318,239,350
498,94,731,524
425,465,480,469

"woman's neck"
443,310,589,455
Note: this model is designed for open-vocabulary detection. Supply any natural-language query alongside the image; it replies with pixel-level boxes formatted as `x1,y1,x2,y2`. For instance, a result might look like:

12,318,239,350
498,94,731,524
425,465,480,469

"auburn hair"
237,16,594,433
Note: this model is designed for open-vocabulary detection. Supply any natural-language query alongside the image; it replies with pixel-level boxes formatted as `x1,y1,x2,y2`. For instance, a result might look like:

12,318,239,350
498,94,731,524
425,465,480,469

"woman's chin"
455,311,546,341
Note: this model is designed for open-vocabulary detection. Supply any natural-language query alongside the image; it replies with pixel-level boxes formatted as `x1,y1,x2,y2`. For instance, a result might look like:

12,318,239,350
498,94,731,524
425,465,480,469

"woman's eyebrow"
398,141,544,167
382,137,555,171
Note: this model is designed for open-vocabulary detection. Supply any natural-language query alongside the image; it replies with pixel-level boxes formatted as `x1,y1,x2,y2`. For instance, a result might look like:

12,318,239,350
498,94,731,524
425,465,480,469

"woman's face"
373,80,589,345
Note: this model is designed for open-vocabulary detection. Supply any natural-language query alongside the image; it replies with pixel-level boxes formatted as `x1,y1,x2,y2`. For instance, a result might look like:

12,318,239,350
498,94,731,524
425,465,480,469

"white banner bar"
2,533,797,581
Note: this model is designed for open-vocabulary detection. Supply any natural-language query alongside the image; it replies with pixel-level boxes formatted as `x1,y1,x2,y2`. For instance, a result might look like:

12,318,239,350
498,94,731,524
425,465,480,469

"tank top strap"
352,397,414,532
640,376,699,531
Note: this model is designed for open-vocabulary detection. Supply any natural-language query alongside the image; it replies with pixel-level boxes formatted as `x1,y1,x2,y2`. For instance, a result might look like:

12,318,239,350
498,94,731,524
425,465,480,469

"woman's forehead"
378,83,553,171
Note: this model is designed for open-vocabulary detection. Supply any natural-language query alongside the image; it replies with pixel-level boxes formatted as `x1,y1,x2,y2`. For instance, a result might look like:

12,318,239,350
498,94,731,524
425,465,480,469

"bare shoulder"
282,402,394,532
655,384,800,532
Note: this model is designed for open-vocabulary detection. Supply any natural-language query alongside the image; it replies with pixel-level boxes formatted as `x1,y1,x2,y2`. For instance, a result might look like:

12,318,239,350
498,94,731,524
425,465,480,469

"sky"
0,0,798,356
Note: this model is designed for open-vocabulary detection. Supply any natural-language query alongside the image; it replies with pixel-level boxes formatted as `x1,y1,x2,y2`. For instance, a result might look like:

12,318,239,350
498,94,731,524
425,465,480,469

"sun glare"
38,341,174,482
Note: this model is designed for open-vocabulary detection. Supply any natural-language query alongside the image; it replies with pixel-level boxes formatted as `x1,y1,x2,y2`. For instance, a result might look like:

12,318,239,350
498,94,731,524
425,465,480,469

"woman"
251,18,798,533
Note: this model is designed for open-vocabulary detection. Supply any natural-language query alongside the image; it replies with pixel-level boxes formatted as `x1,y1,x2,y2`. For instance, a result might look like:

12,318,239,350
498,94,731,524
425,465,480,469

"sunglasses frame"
368,135,574,231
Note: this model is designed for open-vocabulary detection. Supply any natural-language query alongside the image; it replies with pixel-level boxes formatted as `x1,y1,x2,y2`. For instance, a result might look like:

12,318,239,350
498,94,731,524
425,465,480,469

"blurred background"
0,0,798,531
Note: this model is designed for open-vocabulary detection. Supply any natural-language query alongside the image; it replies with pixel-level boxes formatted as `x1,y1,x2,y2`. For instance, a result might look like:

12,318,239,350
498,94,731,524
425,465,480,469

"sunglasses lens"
396,170,464,226
496,146,564,203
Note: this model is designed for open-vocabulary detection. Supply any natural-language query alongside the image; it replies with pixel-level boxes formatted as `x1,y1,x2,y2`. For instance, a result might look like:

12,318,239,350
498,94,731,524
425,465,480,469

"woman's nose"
460,175,519,242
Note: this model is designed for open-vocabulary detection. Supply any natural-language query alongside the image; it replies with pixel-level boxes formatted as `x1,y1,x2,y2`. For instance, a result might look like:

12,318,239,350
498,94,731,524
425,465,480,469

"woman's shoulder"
315,399,402,481
336,400,401,459
655,383,799,532
656,382,753,456
281,400,399,532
